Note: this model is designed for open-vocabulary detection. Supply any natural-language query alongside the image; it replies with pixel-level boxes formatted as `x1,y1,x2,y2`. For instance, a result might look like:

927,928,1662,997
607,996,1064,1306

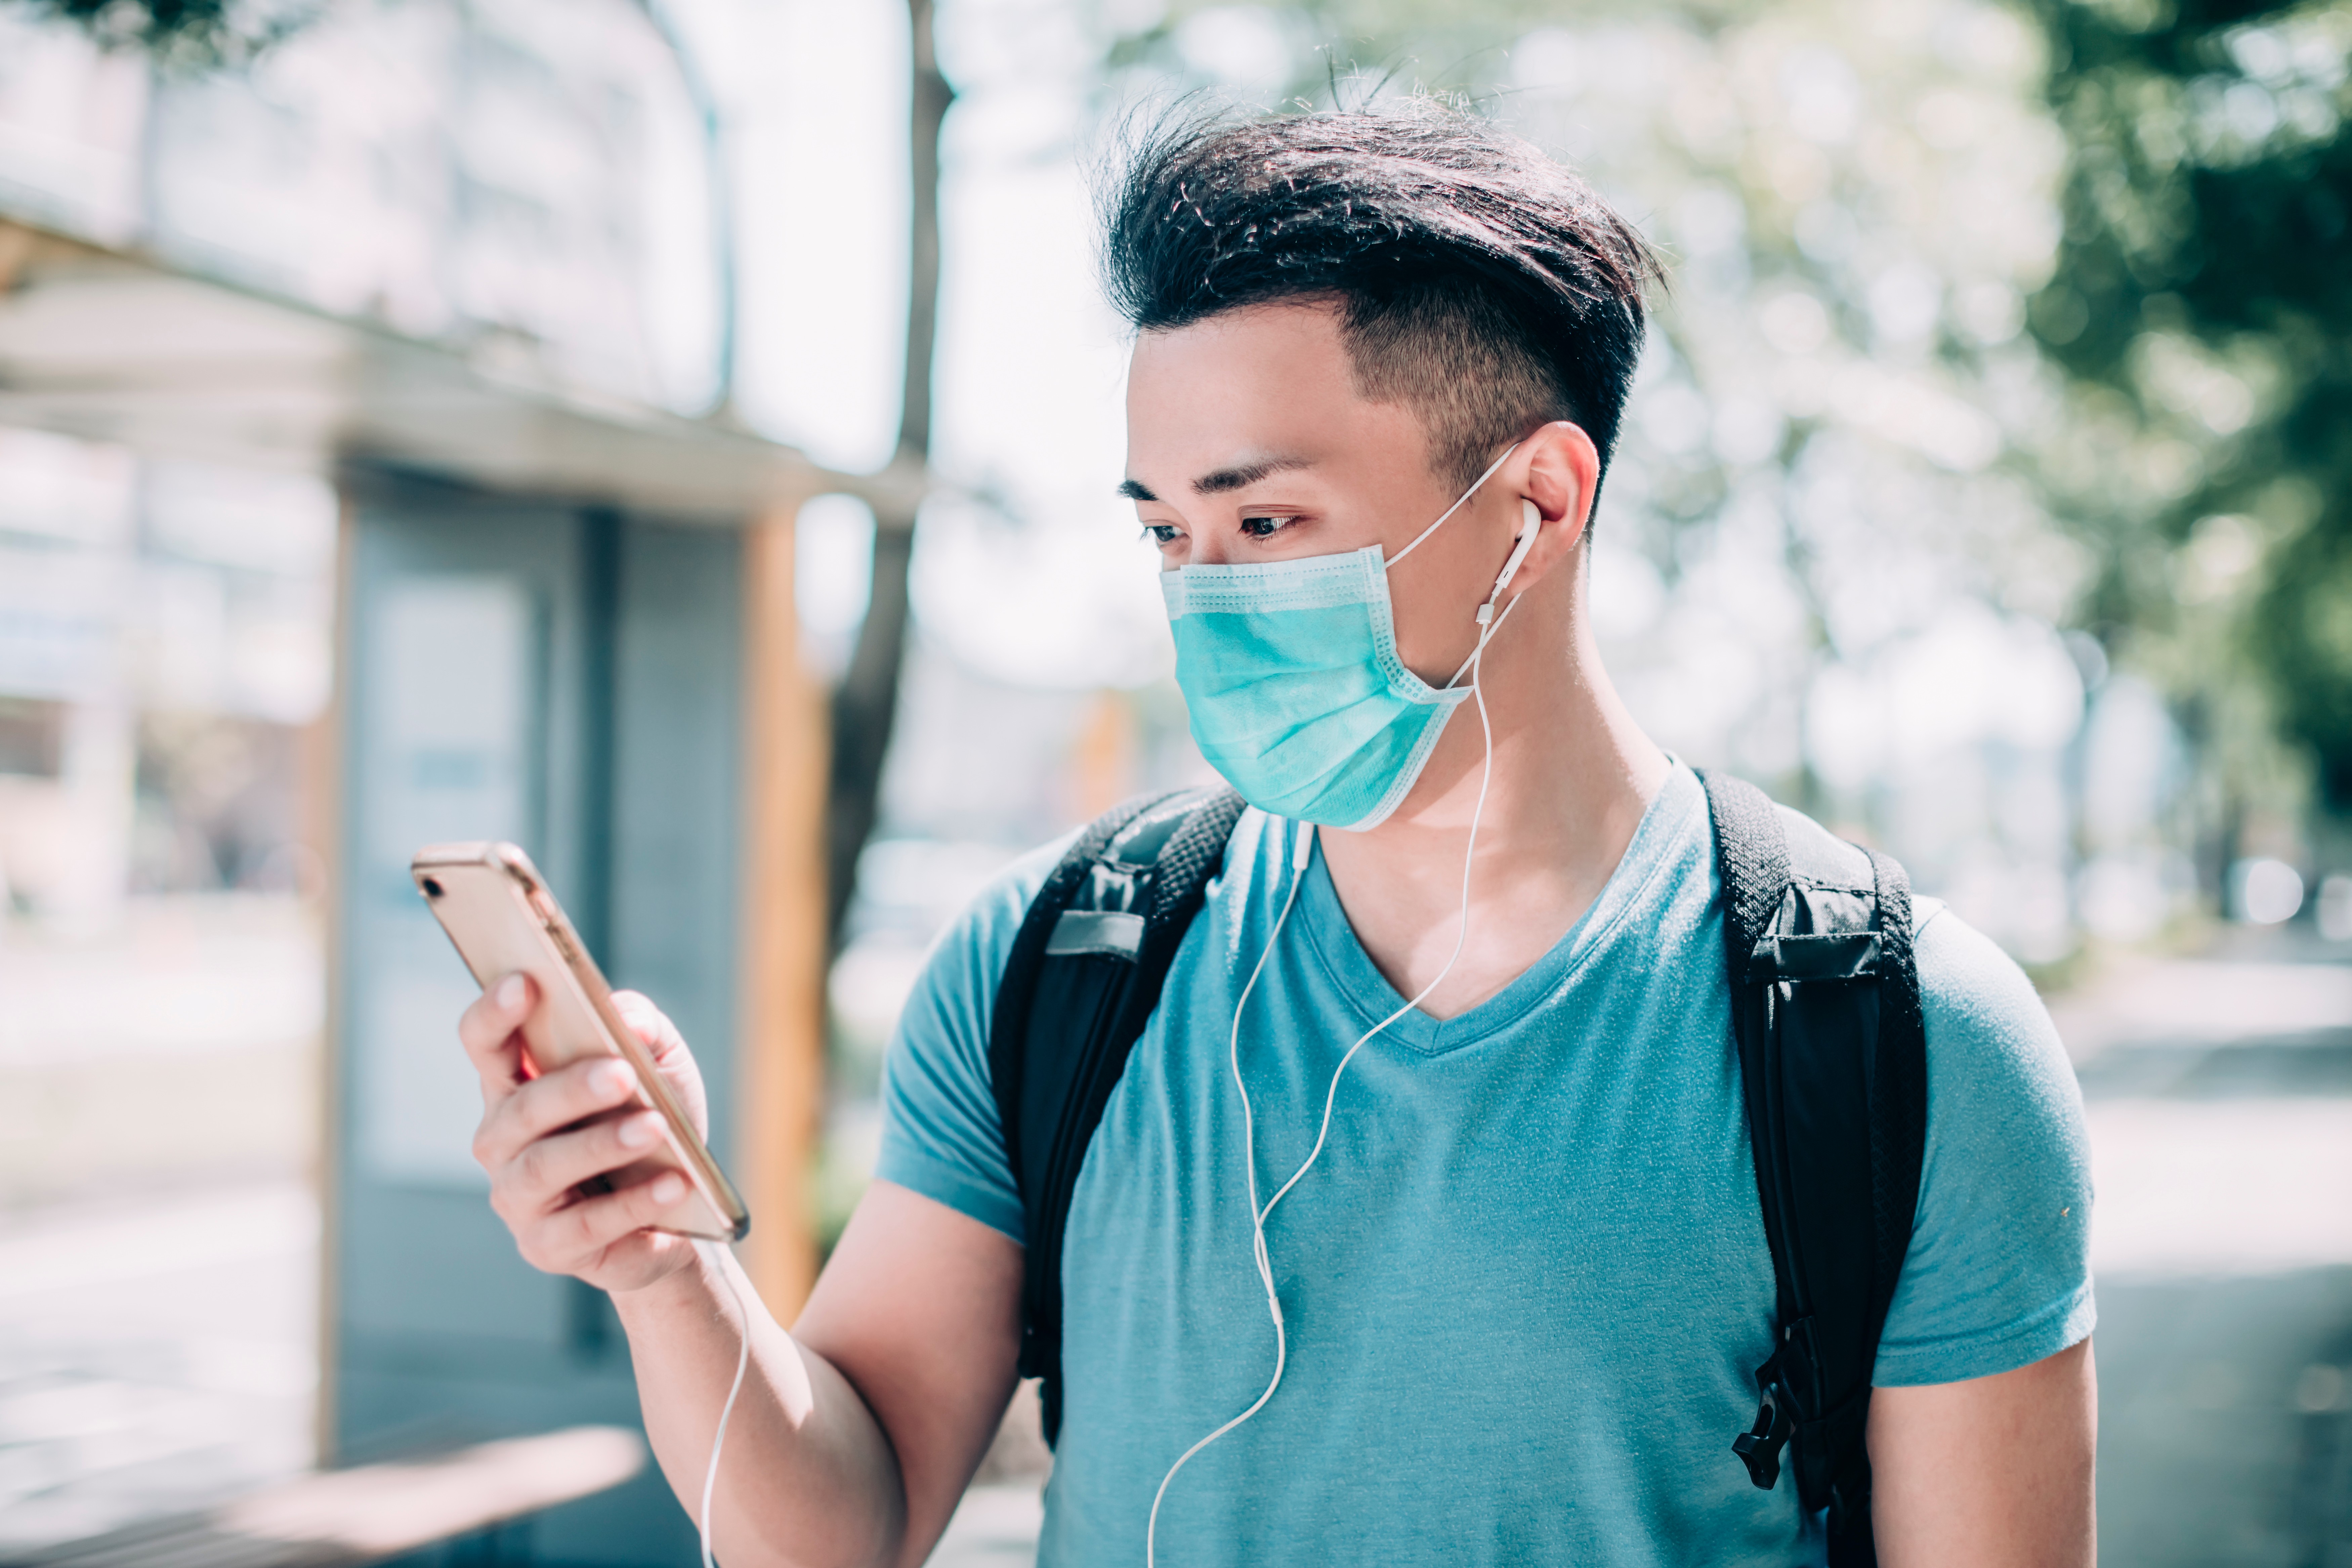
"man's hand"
1868,1336,2097,1567
458,973,708,1295
455,976,1024,1567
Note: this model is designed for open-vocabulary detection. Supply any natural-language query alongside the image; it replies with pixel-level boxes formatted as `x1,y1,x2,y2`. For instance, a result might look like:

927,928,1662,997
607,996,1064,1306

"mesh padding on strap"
1702,771,1794,970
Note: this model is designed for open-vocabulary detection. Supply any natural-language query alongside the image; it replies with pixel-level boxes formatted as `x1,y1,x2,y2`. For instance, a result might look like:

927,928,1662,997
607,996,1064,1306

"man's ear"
1503,420,1601,596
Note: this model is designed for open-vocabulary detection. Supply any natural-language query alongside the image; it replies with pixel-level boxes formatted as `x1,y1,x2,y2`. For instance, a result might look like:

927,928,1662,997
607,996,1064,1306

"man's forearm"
613,1245,908,1568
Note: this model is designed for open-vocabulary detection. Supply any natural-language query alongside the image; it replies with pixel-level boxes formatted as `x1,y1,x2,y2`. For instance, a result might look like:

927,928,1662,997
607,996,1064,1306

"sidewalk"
0,1182,319,1557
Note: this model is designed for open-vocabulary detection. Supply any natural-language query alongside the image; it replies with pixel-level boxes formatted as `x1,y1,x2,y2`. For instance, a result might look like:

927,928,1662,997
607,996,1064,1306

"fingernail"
618,1113,658,1149
496,974,524,1009
650,1174,685,1204
594,1060,634,1096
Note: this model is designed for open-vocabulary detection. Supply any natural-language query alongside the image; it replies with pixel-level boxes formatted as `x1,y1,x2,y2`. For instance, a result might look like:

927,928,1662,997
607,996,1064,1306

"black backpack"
986,771,1926,1567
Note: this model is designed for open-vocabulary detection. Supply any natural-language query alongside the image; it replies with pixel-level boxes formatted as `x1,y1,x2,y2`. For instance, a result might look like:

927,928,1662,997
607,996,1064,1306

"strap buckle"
1732,1356,1793,1490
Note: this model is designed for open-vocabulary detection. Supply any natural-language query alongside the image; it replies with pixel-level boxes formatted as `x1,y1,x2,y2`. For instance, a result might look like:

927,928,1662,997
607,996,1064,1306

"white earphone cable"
1146,543,1520,1567
1143,825,1312,1568
692,1236,753,1568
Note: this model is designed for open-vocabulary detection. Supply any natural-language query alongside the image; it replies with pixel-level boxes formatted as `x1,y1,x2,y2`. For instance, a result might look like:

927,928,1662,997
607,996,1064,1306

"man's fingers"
506,1111,668,1213
611,990,687,1065
472,1054,640,1173
547,1168,692,1271
458,972,537,1098
609,990,708,1141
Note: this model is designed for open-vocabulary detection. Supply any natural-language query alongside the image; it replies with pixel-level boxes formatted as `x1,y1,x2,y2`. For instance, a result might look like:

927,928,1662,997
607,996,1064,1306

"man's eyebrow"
1118,478,1158,502
1193,454,1314,495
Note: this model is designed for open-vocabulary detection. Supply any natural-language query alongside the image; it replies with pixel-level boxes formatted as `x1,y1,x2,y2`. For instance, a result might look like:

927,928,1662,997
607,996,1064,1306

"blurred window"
0,696,62,776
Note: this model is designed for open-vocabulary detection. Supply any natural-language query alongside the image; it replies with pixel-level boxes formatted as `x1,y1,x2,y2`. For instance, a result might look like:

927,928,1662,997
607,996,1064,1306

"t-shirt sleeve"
871,834,1073,1245
1872,902,2096,1387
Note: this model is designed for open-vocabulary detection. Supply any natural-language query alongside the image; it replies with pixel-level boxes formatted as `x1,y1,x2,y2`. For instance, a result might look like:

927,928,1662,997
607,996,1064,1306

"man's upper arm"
795,1180,1024,1568
1868,1337,2096,1567
871,834,1074,1246
795,840,1064,1565
1864,904,2098,1563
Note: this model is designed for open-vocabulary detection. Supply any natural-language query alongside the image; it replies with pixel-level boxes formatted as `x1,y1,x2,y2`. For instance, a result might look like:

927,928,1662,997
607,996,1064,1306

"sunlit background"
1,0,2349,1562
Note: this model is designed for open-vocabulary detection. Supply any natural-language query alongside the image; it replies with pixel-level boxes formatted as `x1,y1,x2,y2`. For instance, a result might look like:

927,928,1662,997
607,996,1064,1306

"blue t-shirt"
878,765,2094,1566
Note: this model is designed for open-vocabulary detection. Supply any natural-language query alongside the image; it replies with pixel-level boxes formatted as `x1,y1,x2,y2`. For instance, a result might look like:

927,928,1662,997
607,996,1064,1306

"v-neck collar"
1289,763,1705,1056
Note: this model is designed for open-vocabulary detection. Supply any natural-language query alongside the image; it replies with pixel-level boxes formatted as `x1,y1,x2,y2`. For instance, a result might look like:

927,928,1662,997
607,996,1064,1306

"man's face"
1124,301,1515,688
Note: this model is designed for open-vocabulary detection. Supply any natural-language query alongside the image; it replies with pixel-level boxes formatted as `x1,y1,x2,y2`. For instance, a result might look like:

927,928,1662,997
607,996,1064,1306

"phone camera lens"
420,877,445,899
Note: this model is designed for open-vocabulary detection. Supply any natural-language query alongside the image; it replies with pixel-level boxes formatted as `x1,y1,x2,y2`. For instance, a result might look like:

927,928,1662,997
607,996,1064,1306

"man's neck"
1315,602,1670,1022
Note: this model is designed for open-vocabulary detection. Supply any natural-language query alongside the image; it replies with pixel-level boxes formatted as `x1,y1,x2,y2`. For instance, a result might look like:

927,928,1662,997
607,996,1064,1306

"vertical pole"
738,501,830,1318
314,487,357,1466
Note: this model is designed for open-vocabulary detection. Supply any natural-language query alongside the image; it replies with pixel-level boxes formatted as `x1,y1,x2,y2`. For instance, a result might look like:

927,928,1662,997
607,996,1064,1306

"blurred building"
0,428,334,922
0,5,836,1561
0,0,746,922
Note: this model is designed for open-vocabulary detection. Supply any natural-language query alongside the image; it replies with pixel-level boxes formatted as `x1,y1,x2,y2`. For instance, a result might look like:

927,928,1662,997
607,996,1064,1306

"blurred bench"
0,1425,646,1568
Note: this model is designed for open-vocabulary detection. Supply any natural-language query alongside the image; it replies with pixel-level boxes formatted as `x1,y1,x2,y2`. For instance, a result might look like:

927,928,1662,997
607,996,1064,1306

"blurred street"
0,897,321,1209
0,896,322,1558
0,1182,318,1557
2060,942,2352,1567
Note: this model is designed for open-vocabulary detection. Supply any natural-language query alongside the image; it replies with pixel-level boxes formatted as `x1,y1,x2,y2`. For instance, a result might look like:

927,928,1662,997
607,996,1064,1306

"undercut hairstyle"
1100,100,1662,498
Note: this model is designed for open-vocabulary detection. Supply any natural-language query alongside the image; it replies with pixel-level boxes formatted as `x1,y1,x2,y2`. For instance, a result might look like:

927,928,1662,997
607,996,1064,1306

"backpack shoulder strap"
988,784,1248,1447
1698,770,1926,1567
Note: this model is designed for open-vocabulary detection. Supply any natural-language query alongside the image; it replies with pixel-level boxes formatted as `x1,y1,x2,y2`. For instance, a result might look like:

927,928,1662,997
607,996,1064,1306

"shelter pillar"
737,500,831,1319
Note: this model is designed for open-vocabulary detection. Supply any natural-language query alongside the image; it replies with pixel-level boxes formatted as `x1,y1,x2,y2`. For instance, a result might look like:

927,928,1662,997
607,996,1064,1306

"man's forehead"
1118,451,1319,503
1122,313,1358,502
1123,304,1437,501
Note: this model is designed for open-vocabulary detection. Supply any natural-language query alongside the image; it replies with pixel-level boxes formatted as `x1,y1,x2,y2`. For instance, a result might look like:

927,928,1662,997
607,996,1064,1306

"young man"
457,105,2095,1566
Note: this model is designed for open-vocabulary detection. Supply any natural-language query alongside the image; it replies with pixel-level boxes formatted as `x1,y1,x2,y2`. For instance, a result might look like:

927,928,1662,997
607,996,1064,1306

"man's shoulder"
1874,901,2093,1384
926,798,1273,989
1768,801,1879,892
1908,900,2070,1071
928,828,1081,974
882,829,1077,1070
1697,788,2057,1066
1755,800,2059,1056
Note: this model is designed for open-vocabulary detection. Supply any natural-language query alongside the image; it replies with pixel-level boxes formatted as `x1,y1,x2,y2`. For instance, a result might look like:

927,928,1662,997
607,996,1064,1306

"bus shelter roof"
0,218,834,521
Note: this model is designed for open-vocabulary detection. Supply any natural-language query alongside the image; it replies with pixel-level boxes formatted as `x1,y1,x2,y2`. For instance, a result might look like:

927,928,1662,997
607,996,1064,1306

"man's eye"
1141,524,1183,546
1240,515,1300,539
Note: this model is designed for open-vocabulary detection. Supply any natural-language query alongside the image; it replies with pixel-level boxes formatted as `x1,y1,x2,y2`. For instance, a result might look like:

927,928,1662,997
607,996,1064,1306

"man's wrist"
606,1246,722,1324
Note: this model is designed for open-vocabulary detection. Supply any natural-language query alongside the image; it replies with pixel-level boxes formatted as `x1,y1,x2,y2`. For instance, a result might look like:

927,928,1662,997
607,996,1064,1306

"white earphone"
1447,498,1545,687
1476,498,1543,628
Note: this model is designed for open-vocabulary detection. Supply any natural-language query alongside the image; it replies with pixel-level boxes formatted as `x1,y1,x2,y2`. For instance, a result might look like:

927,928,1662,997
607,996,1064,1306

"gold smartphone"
411,841,750,1242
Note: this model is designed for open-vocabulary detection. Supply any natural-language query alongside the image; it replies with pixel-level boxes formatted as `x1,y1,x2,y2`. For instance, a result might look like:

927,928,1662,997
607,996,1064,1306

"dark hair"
1100,100,1662,496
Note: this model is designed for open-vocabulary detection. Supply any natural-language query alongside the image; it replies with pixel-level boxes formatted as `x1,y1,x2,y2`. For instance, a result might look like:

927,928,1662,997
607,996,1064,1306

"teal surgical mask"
1161,444,1534,830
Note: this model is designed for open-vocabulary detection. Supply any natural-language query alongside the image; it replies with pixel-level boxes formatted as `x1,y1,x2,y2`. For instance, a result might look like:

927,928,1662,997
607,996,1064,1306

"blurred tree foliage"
1099,0,2087,819
10,0,310,65
1108,0,2350,886
2020,0,2352,819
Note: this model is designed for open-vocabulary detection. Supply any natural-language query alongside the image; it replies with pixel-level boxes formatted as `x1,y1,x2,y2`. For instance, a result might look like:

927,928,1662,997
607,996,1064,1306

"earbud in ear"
1493,500,1543,598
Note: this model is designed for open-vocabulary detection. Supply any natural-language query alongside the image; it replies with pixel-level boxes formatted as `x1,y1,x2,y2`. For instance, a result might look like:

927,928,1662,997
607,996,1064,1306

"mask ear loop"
1385,443,1520,571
